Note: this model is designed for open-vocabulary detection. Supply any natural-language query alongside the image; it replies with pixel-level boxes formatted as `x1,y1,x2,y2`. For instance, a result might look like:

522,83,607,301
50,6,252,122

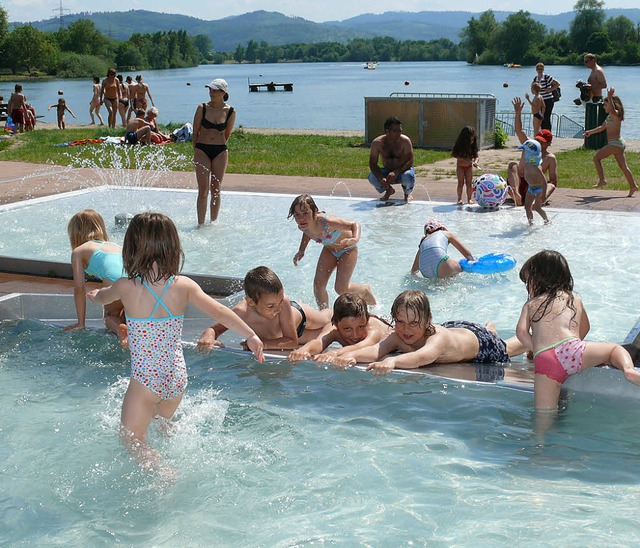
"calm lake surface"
3,61,640,137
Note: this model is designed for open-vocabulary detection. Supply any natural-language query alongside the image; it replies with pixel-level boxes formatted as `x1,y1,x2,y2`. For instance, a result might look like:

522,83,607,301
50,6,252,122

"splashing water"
330,181,353,198
60,143,191,190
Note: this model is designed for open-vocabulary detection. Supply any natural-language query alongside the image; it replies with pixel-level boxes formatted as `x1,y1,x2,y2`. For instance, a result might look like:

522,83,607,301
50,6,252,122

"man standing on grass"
368,116,415,202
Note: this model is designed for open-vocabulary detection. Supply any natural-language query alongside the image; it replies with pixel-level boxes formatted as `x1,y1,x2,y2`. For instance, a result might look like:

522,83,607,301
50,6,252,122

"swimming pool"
1,189,640,543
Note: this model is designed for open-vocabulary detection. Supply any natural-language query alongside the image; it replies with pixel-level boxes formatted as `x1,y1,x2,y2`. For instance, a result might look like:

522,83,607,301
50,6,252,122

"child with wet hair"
88,212,264,477
66,209,126,336
516,249,640,411
288,293,393,363
288,194,376,310
411,219,474,278
329,290,525,374
198,265,331,352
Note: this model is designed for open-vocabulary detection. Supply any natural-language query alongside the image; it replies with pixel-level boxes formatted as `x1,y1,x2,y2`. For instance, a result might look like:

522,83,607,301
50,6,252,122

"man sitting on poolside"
368,116,415,202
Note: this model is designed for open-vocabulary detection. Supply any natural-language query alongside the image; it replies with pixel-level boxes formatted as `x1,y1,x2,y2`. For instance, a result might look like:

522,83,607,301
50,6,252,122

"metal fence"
495,111,584,139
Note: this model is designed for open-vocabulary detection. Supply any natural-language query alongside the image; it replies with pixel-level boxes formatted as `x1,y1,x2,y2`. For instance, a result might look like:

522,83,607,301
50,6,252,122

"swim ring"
459,253,516,274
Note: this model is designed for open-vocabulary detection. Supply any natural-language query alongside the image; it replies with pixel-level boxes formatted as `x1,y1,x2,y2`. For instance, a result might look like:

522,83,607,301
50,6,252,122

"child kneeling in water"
198,266,332,352
516,249,640,411
327,289,525,373
411,219,474,279
288,293,393,363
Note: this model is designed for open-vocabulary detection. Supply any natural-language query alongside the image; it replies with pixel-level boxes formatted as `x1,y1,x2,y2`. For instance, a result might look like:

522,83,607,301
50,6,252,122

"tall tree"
0,3,8,55
569,0,606,53
459,10,498,63
3,25,58,73
494,11,546,64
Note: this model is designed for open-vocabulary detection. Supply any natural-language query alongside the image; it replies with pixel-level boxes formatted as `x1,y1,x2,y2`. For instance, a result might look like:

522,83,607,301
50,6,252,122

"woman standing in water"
192,78,236,225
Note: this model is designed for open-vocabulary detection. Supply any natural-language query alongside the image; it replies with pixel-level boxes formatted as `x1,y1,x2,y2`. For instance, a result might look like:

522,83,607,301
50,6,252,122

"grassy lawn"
0,128,449,179
1,127,638,189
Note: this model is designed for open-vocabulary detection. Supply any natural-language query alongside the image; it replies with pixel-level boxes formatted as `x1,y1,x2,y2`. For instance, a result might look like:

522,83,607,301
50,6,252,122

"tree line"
0,0,639,77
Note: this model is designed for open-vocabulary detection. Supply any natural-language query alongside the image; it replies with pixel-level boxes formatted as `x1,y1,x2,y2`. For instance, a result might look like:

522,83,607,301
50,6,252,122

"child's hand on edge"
366,359,396,376
246,334,265,363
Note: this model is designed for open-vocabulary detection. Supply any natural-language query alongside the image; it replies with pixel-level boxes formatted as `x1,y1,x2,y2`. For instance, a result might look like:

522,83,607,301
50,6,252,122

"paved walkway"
1,146,639,212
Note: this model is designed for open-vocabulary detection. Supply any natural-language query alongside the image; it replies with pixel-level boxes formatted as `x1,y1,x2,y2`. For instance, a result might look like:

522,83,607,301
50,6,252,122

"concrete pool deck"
1,137,640,297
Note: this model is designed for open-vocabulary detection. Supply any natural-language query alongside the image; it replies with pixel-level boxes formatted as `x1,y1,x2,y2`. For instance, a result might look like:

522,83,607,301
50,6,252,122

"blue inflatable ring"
459,253,516,275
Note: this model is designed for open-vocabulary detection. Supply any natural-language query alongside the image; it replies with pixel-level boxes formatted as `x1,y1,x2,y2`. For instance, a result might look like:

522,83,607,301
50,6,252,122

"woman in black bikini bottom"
195,143,228,161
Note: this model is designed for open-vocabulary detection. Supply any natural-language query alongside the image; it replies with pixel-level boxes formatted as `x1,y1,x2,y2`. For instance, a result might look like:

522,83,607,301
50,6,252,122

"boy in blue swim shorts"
518,139,549,225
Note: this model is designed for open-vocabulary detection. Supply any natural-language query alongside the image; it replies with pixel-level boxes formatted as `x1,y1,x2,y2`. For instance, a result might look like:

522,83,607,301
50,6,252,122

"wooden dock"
248,80,293,92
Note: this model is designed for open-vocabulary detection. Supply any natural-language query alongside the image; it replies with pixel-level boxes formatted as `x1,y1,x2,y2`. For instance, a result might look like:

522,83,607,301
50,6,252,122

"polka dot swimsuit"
127,276,187,400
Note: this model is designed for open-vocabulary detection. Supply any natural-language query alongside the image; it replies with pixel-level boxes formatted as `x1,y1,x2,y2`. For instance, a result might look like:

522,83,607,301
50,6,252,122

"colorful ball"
473,173,508,208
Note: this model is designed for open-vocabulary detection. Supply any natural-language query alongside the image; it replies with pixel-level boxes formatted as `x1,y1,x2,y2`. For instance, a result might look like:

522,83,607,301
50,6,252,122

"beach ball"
473,173,508,208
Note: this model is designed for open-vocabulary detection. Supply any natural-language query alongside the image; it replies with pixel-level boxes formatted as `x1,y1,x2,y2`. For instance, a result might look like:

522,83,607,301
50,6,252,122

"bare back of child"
198,266,332,352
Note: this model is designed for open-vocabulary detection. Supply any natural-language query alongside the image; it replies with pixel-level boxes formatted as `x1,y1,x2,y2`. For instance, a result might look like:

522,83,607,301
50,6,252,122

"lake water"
4,61,640,137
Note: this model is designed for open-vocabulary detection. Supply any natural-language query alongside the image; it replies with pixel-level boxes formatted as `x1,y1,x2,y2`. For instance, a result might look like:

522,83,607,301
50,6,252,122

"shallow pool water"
1,189,640,543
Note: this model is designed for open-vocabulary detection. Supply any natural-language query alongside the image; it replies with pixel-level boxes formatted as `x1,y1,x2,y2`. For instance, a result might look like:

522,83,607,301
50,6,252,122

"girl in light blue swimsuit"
88,212,264,476
288,194,376,310
411,219,474,279
66,209,126,336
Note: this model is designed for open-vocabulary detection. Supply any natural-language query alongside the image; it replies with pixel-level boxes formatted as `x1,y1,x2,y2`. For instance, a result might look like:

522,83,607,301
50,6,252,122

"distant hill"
13,9,640,51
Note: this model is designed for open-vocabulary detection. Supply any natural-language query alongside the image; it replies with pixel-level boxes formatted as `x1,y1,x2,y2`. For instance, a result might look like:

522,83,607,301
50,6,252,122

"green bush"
494,120,509,149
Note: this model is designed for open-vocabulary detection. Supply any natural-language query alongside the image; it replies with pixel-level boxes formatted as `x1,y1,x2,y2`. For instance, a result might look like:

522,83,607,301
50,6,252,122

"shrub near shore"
0,127,638,191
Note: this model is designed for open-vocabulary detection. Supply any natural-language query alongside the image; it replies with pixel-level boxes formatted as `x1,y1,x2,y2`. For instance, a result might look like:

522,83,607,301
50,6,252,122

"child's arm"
366,336,442,375
187,280,264,363
411,249,420,273
446,232,474,261
515,302,533,351
525,93,533,106
65,249,88,330
293,233,311,266
327,332,400,368
329,216,361,249
66,107,76,118
576,296,590,340
584,123,606,136
288,323,337,362
317,323,389,361
196,326,225,353
87,280,124,306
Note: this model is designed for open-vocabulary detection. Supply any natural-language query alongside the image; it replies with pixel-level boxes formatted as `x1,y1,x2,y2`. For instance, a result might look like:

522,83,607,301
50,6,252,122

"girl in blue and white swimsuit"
411,219,474,279
88,212,264,475
288,194,376,310
67,209,126,335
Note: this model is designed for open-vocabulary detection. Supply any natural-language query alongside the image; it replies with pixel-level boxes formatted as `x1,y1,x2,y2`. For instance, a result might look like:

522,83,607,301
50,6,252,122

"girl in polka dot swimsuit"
88,212,264,475
515,249,640,411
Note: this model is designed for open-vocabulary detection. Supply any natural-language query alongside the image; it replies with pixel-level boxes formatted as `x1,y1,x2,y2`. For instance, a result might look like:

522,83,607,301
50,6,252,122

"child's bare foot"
624,368,640,385
593,180,608,188
456,200,463,206
404,193,414,203
380,187,395,201
119,323,129,350
627,184,638,197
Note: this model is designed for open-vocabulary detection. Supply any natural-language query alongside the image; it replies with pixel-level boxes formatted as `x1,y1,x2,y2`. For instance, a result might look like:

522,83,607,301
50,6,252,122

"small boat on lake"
364,61,378,70
504,63,521,68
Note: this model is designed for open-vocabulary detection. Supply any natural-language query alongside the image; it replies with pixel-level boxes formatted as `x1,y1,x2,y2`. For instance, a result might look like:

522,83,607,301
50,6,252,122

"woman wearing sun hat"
193,78,236,224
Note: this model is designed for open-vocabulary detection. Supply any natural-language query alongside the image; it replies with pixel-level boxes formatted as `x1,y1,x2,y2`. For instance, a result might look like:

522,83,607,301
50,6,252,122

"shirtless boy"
197,266,332,352
327,290,525,375
8,84,27,133
288,293,393,364
368,116,415,202
124,109,152,145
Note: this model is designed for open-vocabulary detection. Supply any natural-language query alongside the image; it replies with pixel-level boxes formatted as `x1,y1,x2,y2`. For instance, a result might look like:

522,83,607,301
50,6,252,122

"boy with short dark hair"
288,293,392,364
197,266,332,352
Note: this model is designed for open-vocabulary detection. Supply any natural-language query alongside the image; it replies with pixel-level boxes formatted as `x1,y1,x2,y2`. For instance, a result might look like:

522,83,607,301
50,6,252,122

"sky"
3,0,639,24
